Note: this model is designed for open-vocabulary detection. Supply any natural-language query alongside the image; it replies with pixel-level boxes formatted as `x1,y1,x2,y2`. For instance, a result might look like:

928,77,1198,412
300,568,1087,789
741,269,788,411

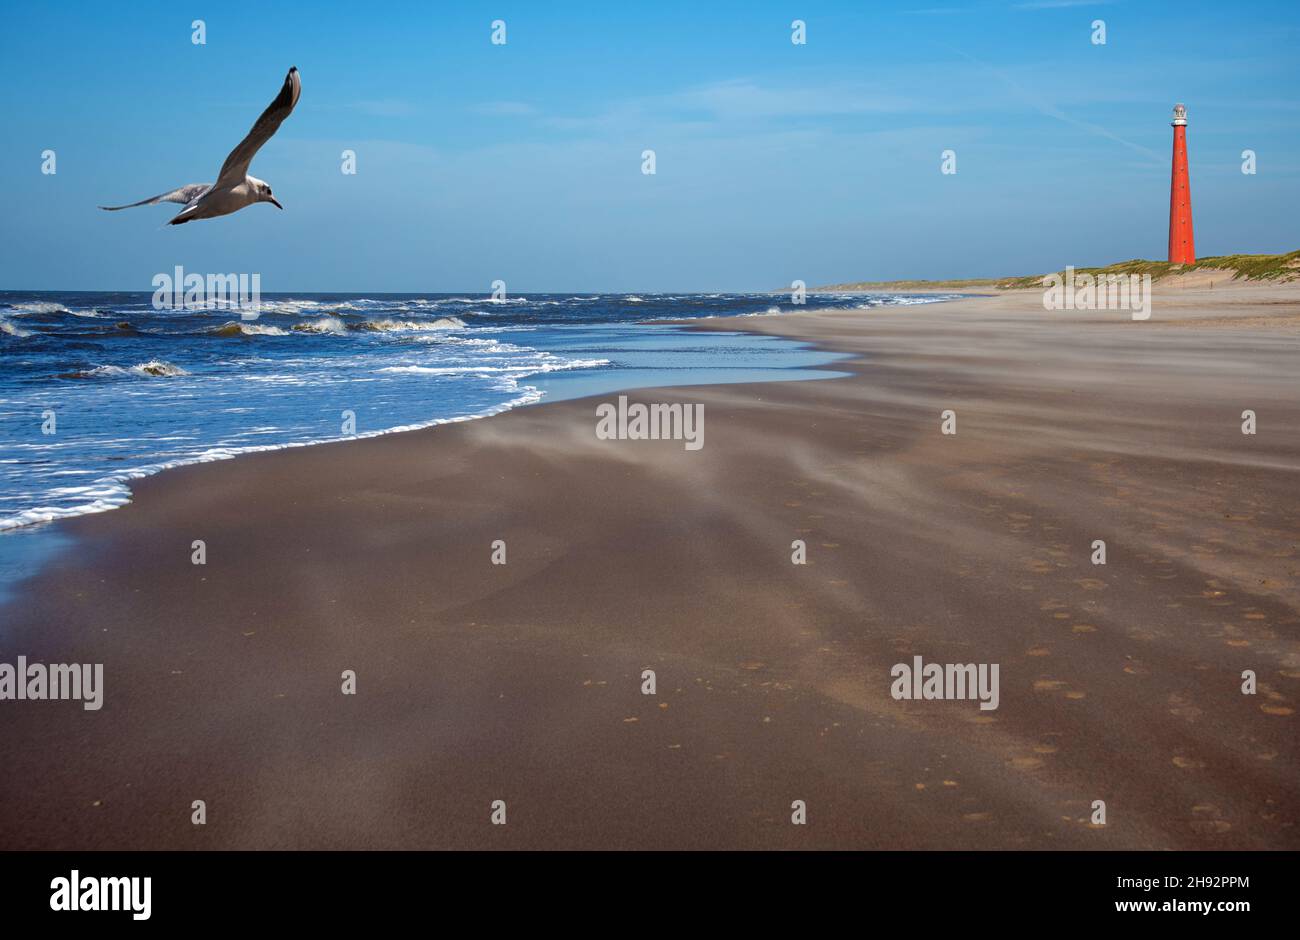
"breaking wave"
210,321,291,337
352,316,466,333
62,360,189,379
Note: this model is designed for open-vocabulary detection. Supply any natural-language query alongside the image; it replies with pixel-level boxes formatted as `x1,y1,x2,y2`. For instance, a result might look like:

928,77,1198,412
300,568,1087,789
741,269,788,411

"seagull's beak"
269,197,284,210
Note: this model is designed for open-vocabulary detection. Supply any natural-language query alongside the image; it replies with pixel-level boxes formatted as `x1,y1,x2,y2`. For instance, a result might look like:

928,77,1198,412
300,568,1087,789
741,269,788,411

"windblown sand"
1,282,1296,849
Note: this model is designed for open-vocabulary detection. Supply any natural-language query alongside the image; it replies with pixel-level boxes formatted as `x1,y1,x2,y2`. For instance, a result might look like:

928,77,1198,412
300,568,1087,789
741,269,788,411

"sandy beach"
1,280,1297,850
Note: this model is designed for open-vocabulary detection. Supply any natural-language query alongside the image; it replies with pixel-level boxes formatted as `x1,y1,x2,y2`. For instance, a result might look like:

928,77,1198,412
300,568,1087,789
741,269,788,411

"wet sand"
1,282,1297,849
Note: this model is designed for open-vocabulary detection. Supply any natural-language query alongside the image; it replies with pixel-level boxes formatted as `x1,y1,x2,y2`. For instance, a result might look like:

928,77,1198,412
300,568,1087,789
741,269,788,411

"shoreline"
1,282,1297,849
0,309,869,541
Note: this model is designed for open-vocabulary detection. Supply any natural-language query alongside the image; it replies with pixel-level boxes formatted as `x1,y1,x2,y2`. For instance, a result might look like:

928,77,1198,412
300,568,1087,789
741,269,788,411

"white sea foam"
252,299,329,315
7,302,67,314
377,357,609,376
210,321,291,337
65,360,189,379
353,316,466,333
291,316,349,334
0,386,551,532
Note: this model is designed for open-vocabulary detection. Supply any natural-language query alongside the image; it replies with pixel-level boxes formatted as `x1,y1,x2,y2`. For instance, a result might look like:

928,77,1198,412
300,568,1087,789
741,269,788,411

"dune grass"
814,250,1300,291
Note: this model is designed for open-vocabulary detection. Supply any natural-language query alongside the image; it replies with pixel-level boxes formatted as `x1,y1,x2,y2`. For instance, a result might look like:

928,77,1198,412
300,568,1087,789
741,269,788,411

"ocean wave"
856,294,960,308
6,301,68,315
210,321,291,337
62,360,189,379
251,298,489,317
1,319,32,337
377,356,609,377
251,299,330,316
352,316,466,333
291,316,349,334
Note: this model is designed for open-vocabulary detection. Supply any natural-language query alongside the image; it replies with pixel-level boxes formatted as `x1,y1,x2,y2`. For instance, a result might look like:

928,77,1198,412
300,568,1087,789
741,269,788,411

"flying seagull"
100,67,301,225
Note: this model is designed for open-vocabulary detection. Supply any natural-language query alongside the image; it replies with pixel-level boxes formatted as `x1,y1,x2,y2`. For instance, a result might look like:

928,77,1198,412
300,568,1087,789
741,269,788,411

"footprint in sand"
1033,678,1086,700
1189,804,1232,833
1167,693,1201,721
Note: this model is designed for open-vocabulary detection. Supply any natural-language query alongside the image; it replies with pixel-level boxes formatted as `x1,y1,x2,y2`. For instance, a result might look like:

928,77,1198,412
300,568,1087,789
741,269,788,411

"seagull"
100,67,301,225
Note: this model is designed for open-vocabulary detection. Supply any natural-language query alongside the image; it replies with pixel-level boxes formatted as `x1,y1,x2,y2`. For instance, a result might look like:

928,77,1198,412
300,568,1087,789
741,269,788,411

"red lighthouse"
1168,103,1195,264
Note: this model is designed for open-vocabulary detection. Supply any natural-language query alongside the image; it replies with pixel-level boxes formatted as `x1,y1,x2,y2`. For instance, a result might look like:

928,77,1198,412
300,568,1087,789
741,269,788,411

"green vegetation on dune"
814,250,1300,291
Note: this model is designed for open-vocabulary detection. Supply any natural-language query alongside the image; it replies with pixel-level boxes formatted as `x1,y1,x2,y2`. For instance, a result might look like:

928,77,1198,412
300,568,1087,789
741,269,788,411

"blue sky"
1,0,1296,291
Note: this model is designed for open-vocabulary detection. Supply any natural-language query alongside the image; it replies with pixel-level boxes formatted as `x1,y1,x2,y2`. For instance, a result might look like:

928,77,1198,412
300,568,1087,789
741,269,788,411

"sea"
0,290,956,592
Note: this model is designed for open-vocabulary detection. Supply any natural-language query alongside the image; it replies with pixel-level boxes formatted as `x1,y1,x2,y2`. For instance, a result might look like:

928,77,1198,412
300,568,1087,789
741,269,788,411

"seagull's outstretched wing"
99,183,210,211
216,66,300,186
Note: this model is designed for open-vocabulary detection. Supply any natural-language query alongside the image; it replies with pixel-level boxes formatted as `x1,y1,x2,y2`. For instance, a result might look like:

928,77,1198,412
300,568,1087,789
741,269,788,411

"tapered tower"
1168,103,1195,264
